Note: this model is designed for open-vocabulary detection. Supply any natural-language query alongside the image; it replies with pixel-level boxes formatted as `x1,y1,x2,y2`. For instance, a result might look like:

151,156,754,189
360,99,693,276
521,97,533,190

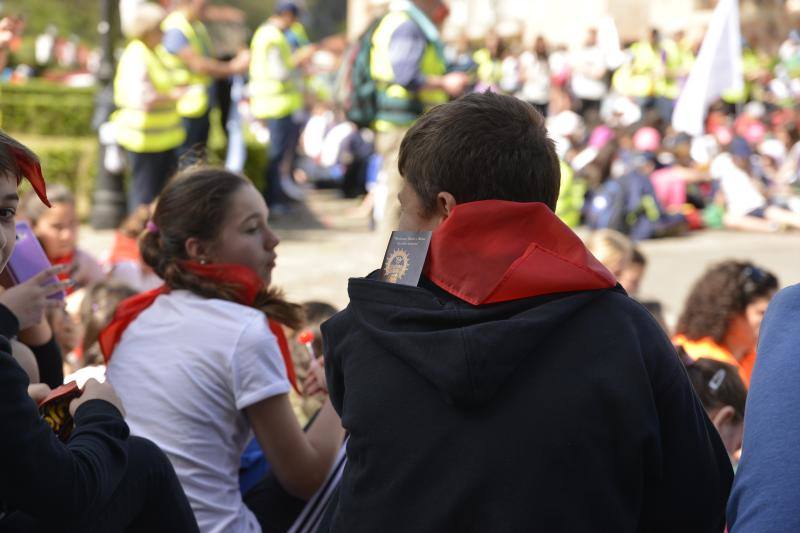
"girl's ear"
184,237,209,263
711,405,736,429
712,405,743,455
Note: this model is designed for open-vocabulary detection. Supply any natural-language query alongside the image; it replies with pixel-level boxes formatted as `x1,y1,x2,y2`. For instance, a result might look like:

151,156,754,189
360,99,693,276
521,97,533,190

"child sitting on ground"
64,279,137,387
681,355,747,465
20,184,104,291
106,204,161,292
585,228,633,281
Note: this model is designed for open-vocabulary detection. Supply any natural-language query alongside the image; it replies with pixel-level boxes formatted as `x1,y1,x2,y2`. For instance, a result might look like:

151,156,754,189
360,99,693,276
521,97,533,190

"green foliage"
3,0,108,45
0,81,96,136
13,134,97,217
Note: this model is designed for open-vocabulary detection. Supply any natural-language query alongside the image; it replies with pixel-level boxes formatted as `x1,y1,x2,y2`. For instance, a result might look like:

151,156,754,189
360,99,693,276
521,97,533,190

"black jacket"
0,304,130,531
321,201,732,532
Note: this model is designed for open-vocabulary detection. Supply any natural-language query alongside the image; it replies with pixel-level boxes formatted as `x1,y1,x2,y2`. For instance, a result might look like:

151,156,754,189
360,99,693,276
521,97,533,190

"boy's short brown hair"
0,129,50,207
398,91,561,215
0,130,38,183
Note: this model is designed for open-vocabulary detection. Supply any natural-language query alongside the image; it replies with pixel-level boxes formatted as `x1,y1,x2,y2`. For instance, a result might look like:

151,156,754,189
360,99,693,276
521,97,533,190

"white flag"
672,0,743,136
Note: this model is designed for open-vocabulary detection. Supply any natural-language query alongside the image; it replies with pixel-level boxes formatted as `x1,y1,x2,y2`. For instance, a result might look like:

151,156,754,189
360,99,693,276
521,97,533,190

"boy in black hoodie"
321,93,732,532
0,131,197,532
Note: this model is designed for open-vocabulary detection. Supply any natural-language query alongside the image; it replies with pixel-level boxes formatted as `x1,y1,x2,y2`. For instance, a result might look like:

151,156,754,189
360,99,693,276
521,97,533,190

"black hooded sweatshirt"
322,201,732,532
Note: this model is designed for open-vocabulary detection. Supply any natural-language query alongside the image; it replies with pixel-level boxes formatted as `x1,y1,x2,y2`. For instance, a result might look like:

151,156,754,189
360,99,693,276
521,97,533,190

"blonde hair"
123,2,166,39
586,229,634,278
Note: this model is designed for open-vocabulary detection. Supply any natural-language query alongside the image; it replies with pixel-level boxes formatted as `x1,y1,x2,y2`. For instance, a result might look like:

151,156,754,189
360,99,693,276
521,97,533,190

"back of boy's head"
398,91,561,215
681,355,747,421
21,183,74,226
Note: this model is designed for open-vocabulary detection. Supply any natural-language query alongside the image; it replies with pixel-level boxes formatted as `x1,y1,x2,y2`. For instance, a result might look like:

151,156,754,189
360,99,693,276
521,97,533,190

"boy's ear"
436,191,457,220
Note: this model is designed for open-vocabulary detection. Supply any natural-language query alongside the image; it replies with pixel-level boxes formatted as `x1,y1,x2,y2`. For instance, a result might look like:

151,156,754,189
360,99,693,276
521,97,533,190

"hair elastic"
146,221,159,234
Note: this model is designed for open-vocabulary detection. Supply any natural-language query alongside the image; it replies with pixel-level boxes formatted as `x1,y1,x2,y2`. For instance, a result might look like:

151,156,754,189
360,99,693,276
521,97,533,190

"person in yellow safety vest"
159,0,249,157
249,1,317,214
370,0,469,232
472,31,505,93
612,29,662,107
722,40,772,108
112,3,186,211
286,19,311,51
654,30,695,123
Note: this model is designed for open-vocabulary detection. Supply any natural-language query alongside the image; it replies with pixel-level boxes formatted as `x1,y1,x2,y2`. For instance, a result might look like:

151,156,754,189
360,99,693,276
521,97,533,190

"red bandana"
99,262,300,394
9,146,50,207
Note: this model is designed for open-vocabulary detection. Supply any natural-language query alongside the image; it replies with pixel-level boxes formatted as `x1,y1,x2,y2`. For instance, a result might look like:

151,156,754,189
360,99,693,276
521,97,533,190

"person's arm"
248,395,344,500
174,45,248,79
28,333,63,388
728,285,800,532
387,20,467,97
0,335,129,528
234,315,344,500
639,312,733,532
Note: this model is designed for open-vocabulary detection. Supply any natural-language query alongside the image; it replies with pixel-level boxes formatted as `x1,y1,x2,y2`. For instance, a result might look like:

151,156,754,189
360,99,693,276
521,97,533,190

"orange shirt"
673,334,755,387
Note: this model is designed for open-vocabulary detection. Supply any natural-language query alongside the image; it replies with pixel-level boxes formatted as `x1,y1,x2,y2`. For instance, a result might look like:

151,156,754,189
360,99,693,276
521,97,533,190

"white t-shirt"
710,153,767,217
106,290,291,533
570,45,608,101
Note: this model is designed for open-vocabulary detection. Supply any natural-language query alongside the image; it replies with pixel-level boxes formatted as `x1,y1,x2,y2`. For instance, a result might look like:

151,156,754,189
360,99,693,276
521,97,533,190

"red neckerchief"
49,253,76,294
99,261,300,393
424,201,616,305
109,232,142,265
8,146,50,207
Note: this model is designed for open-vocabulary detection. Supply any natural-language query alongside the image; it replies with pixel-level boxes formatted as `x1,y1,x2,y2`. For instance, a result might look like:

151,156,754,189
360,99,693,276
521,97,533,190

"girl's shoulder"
161,291,267,327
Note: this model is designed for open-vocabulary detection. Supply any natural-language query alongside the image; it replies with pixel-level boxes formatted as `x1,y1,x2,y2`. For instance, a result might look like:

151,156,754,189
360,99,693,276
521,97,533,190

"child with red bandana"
320,92,732,532
20,184,103,293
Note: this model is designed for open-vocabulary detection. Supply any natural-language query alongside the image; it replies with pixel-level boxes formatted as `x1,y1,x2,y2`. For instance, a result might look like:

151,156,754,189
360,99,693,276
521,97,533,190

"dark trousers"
128,149,177,212
0,437,198,533
263,115,300,207
179,113,211,161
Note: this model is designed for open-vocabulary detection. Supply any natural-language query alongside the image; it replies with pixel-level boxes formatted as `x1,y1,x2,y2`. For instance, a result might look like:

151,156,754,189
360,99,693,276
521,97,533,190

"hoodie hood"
425,200,615,304
338,201,619,408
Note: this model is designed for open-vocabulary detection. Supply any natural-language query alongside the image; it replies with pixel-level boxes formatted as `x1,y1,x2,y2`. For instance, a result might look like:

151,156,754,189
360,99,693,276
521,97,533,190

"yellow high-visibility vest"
112,39,185,153
655,39,694,99
159,11,213,118
612,41,659,98
288,21,310,49
370,10,447,131
249,22,303,120
473,48,503,86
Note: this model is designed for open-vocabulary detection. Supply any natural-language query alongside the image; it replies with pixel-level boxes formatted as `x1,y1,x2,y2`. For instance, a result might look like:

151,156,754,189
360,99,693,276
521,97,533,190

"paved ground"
80,189,800,328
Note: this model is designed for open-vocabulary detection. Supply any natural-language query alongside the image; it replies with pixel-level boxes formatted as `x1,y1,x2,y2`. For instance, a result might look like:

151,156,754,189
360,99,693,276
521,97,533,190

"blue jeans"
263,114,300,207
127,149,177,212
179,112,211,161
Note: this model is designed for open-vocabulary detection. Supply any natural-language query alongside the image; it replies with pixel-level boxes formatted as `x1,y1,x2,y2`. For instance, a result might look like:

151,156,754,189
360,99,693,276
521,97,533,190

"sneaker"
280,175,306,202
